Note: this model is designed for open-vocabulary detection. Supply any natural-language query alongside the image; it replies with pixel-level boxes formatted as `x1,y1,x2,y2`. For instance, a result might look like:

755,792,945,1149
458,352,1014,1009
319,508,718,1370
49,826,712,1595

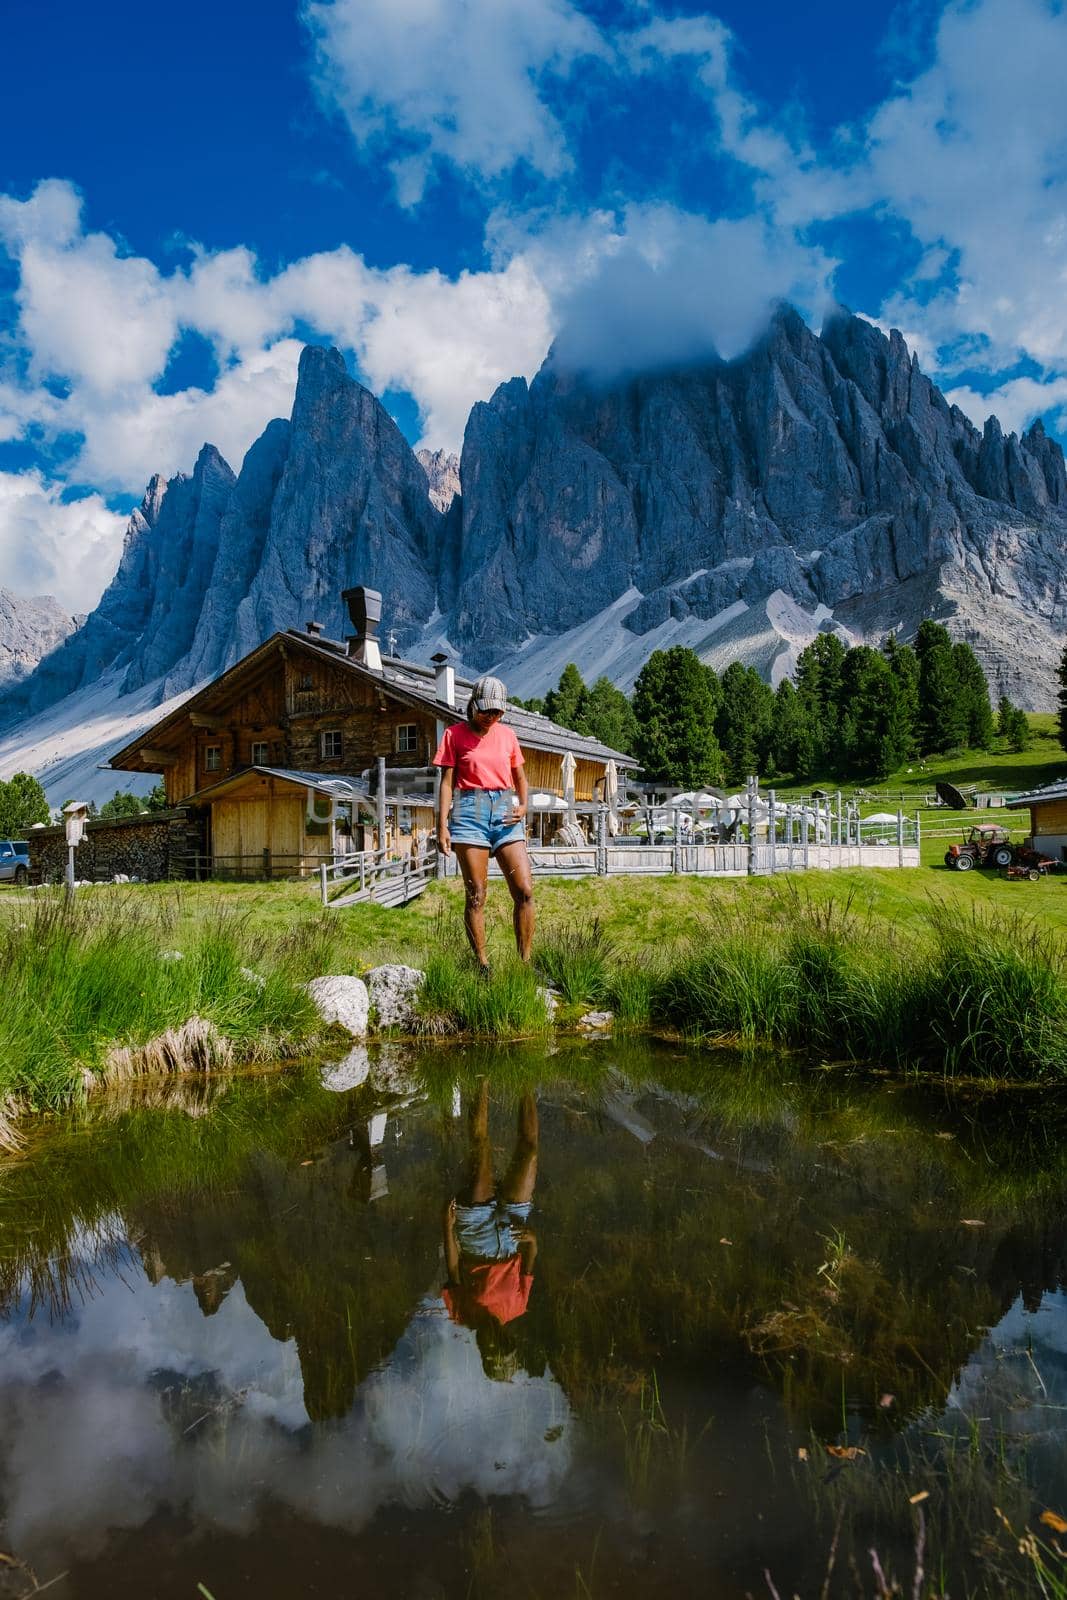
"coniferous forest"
526,622,1029,787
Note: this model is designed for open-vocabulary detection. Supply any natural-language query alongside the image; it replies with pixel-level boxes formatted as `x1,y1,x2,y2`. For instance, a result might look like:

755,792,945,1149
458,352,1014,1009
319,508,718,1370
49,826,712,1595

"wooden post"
596,804,608,875
746,774,758,876
767,789,777,874
834,790,842,850
377,756,386,854
263,846,271,881
800,803,809,867
897,809,904,868
320,861,328,906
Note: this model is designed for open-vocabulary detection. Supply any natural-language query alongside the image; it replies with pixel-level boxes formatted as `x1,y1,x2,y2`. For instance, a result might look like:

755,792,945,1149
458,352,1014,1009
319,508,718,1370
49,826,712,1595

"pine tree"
998,695,1031,753
794,633,847,771
769,679,816,777
951,642,995,748
915,621,966,753
838,648,911,778
716,661,774,785
882,635,919,760
573,676,638,754
543,663,587,730
632,647,724,786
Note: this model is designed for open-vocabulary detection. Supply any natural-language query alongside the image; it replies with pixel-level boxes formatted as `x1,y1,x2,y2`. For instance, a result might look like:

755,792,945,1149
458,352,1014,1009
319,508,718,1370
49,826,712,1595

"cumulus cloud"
0,179,555,498
0,470,128,611
544,205,835,378
304,0,608,205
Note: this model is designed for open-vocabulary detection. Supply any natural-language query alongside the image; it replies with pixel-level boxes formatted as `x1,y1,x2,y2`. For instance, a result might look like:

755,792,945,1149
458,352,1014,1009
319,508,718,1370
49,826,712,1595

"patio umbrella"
861,812,901,825
560,751,577,822
604,759,620,836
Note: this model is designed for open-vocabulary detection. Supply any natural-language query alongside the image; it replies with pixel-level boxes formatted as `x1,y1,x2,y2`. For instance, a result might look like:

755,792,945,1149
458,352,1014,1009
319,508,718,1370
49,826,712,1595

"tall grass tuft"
652,925,796,1043
416,951,551,1037
644,893,1067,1079
0,892,325,1117
535,916,615,1005
925,907,1067,1078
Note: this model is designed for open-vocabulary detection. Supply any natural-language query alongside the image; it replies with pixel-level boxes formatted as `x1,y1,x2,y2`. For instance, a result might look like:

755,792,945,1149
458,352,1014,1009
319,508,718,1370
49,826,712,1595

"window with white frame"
395,723,419,754
319,729,343,760
251,741,268,766
204,746,221,772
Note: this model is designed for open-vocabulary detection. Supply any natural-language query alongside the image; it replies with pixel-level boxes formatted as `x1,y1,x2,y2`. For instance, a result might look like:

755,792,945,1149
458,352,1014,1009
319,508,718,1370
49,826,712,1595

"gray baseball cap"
469,675,508,713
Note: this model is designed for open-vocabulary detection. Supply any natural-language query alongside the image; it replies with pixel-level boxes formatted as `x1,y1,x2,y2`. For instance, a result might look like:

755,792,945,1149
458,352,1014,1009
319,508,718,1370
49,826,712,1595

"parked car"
0,839,30,887
943,824,1015,871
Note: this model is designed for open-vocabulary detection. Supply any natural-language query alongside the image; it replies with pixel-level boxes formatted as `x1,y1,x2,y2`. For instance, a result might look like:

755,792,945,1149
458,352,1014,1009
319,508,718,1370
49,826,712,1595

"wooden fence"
314,807,921,908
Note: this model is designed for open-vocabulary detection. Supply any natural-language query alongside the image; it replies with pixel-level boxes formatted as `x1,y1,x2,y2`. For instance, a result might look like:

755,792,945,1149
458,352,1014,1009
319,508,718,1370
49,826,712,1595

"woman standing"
434,675,534,972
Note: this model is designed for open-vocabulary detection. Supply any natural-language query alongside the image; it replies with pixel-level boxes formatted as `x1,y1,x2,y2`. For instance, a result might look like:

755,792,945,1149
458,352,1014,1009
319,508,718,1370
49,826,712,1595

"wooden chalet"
106,587,636,877
1006,777,1067,861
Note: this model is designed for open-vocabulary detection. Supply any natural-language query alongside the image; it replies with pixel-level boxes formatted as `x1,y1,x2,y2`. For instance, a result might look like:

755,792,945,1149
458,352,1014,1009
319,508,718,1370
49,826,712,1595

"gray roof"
288,631,637,767
1005,778,1067,809
185,766,431,810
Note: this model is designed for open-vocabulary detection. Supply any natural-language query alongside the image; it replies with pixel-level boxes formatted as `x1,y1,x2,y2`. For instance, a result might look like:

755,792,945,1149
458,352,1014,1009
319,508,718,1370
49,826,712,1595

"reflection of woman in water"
443,1081,538,1378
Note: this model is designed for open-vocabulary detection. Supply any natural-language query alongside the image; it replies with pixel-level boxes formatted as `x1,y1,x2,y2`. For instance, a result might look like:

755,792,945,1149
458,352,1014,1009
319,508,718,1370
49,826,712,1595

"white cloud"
304,0,608,205
946,375,1067,437
0,180,556,495
543,204,835,377
0,470,128,610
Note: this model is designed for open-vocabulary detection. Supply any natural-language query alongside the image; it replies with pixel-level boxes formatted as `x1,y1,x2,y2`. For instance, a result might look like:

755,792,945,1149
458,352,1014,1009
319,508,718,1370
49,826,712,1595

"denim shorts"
450,788,525,853
455,1200,533,1262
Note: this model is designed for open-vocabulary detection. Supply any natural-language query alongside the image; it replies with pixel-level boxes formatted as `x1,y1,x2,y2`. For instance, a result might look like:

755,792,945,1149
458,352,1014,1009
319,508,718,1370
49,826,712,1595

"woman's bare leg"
454,844,490,967
496,840,535,962
460,1077,495,1203
500,1092,539,1203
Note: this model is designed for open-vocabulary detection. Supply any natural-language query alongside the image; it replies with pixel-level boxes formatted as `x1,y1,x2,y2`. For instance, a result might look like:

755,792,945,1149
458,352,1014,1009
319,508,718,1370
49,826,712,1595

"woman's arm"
508,760,528,823
437,765,454,854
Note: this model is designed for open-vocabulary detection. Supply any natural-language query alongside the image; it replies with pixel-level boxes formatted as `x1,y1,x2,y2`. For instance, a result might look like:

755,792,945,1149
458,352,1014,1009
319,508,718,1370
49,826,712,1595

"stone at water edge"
369,1045,422,1099
365,964,425,1031
320,1046,371,1093
538,985,562,1020
305,975,370,1037
578,1010,614,1031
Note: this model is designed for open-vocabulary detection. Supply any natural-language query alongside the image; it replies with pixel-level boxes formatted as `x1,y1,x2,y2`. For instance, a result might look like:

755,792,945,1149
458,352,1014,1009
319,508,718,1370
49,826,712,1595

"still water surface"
2,1041,1066,1597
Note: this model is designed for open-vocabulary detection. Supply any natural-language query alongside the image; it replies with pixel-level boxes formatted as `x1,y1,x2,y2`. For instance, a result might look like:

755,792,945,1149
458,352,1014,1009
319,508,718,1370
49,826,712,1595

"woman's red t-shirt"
433,721,524,790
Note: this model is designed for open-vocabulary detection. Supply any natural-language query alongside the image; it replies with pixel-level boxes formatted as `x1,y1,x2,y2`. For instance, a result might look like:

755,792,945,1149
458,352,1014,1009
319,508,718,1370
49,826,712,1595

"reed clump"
644,893,1067,1078
0,891,333,1125
415,950,552,1038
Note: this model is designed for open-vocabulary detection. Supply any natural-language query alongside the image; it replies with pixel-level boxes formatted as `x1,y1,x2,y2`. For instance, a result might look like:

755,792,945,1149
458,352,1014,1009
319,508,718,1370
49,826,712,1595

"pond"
2,1041,1066,1598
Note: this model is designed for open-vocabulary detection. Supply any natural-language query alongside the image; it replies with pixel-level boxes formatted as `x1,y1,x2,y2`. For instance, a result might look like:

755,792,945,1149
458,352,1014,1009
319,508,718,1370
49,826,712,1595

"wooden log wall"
25,811,202,883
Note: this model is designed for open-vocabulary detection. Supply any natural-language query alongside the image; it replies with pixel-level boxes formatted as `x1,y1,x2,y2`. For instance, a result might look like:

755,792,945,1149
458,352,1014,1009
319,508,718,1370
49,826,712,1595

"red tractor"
944,824,1015,872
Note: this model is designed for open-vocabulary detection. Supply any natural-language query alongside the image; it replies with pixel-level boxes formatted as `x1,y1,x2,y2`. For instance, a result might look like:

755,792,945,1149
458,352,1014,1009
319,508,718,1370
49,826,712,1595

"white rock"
365,963,424,1031
578,1010,614,1031
320,1046,371,1093
370,1044,422,1099
305,975,370,1037
538,984,561,1020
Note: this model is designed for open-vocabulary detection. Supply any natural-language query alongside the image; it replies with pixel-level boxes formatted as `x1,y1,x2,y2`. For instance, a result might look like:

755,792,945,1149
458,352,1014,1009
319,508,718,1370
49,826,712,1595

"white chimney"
431,651,455,709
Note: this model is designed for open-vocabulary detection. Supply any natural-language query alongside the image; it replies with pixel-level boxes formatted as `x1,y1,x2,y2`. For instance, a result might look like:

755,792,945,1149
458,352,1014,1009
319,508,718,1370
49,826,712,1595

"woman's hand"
505,801,526,824
438,821,452,855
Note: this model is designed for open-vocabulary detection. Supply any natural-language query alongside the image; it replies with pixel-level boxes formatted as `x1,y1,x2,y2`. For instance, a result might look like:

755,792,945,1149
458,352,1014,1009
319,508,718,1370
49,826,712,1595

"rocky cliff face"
0,590,74,688
4,307,1067,740
416,448,461,513
451,305,1067,703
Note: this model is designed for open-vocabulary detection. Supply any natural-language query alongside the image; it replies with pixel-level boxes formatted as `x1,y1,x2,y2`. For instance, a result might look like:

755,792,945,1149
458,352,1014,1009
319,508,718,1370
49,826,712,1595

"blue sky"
2,0,1067,608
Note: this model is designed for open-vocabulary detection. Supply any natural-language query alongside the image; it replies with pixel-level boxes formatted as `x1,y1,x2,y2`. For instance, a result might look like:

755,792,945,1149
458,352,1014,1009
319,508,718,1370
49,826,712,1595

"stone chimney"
342,587,383,671
430,650,455,709
306,620,323,637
